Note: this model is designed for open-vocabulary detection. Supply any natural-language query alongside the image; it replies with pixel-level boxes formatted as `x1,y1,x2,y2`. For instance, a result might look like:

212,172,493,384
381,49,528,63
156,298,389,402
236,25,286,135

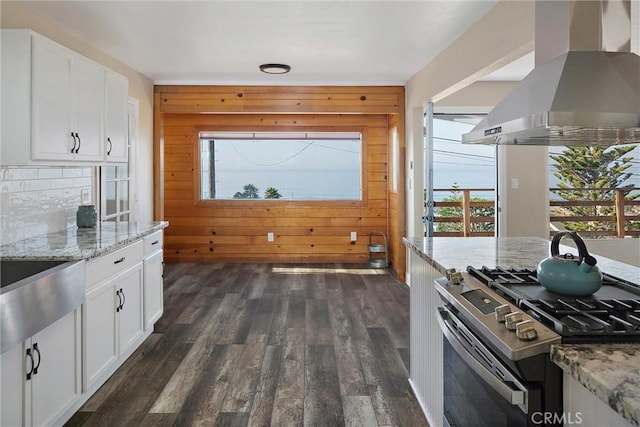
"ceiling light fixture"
259,63,291,74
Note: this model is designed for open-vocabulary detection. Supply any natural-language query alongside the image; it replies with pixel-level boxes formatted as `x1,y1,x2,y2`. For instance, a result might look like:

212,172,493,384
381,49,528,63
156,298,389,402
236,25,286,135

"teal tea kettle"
537,231,603,296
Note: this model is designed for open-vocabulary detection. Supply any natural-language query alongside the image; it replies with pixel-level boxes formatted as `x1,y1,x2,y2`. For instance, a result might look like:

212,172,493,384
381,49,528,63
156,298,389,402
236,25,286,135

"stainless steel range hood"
462,0,640,146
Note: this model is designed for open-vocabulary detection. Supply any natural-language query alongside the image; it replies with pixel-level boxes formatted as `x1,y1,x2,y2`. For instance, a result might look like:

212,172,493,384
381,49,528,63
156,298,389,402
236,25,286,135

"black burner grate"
466,265,640,341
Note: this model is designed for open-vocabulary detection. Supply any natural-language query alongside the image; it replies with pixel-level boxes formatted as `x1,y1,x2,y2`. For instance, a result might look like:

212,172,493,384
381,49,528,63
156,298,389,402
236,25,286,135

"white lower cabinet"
1,343,24,426
84,261,144,391
563,373,633,427
118,264,145,355
143,251,164,331
1,309,81,427
143,231,164,331
0,232,164,426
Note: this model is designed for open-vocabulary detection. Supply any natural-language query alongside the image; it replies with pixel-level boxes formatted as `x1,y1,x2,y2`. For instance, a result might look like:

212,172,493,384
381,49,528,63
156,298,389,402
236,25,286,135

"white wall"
0,2,155,226
405,0,553,240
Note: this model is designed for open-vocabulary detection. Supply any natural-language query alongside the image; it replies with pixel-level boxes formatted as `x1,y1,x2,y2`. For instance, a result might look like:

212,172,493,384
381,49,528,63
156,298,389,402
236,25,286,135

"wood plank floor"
66,263,428,427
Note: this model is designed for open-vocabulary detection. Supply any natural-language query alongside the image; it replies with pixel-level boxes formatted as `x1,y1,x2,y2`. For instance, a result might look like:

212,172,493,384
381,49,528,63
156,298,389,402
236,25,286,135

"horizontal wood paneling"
155,86,405,277
156,86,403,115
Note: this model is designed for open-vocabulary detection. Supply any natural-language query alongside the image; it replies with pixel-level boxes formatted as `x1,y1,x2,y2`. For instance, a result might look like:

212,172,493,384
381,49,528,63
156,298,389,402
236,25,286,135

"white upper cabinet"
71,55,105,161
104,71,129,162
30,35,75,161
1,29,128,165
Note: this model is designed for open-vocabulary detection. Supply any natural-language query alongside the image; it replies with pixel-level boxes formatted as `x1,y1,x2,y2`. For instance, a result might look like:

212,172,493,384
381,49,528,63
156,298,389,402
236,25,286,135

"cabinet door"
31,35,74,161
84,279,118,390
118,263,144,356
143,251,164,330
1,343,26,427
30,309,81,427
104,71,128,163
72,55,104,161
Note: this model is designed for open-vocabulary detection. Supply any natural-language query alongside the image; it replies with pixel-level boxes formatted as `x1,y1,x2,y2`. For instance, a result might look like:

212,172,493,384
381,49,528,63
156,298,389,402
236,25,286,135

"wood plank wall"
154,86,406,280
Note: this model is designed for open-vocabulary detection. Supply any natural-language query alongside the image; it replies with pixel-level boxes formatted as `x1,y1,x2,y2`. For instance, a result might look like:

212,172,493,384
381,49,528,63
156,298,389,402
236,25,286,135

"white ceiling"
16,0,532,85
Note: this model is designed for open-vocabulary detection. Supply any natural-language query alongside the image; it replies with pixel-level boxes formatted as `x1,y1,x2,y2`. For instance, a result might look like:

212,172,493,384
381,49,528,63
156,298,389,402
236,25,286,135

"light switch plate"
350,231,357,241
267,232,274,242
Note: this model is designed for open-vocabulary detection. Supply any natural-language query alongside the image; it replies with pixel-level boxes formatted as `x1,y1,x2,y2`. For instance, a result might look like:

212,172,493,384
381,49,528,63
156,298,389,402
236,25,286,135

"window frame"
193,126,369,208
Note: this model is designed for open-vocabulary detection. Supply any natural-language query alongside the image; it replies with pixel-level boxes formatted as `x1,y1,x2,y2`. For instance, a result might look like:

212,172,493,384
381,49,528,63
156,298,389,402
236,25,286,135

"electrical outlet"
81,189,90,204
267,232,274,242
350,231,357,241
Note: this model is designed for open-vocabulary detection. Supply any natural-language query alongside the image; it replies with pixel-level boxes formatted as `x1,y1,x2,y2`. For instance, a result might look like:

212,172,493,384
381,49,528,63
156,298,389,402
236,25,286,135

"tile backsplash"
0,166,93,246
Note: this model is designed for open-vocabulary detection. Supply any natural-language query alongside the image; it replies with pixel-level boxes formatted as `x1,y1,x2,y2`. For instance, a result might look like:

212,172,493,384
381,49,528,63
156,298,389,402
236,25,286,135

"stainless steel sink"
0,259,85,354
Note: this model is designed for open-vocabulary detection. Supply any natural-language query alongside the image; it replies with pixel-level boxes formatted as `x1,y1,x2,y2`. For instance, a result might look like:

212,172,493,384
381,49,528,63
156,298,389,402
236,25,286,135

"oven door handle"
437,307,527,410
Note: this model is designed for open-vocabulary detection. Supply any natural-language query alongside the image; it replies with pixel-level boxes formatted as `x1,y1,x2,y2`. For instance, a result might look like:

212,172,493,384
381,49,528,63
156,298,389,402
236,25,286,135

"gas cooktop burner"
466,266,640,342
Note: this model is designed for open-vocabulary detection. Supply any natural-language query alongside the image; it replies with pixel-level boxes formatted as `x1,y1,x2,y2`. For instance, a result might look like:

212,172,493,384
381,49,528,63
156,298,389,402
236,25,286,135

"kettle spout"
579,255,598,273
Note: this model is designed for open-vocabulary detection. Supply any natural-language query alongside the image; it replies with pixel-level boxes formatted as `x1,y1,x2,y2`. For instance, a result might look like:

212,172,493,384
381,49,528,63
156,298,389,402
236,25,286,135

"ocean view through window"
199,132,362,201
432,115,495,201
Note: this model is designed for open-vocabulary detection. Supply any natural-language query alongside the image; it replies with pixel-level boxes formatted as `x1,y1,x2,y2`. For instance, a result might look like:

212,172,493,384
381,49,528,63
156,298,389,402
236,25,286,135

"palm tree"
264,186,282,199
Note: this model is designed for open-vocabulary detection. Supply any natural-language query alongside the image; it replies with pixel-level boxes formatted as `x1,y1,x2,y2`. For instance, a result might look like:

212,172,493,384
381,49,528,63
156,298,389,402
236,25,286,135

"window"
101,164,130,221
548,144,640,237
391,128,399,193
199,132,362,201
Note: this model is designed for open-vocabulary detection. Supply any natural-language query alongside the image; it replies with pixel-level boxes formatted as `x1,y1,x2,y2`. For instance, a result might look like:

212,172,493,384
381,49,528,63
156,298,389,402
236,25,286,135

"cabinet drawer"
86,241,143,288
144,231,163,255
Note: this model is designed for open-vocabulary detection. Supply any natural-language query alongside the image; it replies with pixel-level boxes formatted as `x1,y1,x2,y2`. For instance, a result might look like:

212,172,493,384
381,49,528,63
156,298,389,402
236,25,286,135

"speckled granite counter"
403,236,639,285
551,344,640,426
0,221,169,261
404,236,640,425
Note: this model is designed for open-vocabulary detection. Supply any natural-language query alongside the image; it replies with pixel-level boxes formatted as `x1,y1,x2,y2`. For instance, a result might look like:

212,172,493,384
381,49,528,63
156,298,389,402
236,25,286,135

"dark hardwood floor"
66,263,428,427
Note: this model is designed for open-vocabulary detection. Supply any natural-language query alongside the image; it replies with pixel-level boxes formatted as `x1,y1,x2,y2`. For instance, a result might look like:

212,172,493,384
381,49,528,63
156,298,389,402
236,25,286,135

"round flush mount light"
259,63,291,74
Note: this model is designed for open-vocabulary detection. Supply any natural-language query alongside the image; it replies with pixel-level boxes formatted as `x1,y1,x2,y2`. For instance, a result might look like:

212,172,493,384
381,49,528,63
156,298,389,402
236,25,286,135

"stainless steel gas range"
435,266,640,427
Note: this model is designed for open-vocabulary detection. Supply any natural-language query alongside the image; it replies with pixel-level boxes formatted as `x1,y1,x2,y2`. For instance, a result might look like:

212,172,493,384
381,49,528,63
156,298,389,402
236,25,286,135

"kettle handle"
550,231,597,266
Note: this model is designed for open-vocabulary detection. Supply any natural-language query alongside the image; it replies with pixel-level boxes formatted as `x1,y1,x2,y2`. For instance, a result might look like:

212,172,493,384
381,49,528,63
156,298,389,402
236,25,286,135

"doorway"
423,107,496,237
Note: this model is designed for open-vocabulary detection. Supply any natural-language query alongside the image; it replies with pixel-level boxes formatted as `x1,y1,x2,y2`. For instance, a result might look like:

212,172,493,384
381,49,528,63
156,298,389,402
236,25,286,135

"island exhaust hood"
462,0,640,146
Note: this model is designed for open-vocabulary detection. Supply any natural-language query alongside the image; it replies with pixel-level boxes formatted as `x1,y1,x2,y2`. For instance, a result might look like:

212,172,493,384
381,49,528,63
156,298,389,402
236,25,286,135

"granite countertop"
0,221,169,261
552,344,640,426
403,236,639,285
404,236,640,425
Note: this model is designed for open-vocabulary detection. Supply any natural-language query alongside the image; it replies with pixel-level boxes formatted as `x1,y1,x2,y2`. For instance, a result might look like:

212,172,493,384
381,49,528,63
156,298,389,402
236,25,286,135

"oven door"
437,306,542,427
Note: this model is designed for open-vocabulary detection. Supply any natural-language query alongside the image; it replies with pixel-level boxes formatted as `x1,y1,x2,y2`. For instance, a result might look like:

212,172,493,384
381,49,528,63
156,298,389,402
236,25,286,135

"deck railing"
431,188,495,237
431,187,640,238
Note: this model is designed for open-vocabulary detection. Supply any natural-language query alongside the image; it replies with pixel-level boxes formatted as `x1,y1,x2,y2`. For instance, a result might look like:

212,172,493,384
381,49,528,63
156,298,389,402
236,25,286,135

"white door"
104,71,128,162
1,343,26,427
31,35,74,161
73,55,104,161
143,251,164,330
30,310,81,427
84,279,118,390
118,263,144,356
